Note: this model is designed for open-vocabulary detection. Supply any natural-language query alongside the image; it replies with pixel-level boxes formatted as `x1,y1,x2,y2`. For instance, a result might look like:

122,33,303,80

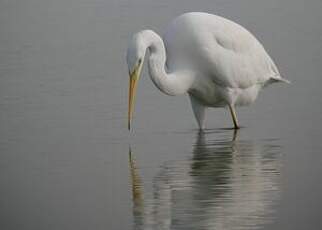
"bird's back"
163,12,282,90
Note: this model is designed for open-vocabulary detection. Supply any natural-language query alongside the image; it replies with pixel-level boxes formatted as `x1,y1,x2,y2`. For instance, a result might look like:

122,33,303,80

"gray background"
0,0,322,229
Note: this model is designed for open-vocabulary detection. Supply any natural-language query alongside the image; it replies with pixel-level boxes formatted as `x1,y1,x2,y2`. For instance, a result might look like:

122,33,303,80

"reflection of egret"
129,148,143,205
128,147,144,228
127,12,289,130
189,131,282,229
129,131,282,230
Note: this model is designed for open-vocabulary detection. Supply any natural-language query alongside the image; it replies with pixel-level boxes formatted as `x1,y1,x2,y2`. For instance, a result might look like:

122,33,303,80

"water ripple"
129,130,282,230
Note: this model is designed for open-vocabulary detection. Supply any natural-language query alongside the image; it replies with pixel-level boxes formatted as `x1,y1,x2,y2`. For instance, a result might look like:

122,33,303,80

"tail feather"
269,75,291,84
275,77,291,84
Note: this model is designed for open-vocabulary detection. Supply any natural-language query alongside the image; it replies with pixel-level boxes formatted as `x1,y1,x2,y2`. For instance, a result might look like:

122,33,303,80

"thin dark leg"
228,104,240,129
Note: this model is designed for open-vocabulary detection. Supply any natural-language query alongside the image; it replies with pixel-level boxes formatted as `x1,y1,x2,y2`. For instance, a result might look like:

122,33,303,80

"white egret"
127,12,289,130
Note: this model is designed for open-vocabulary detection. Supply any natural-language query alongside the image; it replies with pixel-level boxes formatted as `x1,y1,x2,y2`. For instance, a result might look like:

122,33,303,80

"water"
129,131,282,230
1,0,322,229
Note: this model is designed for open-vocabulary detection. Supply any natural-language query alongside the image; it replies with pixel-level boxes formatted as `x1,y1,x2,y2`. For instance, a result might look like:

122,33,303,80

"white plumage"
127,12,288,130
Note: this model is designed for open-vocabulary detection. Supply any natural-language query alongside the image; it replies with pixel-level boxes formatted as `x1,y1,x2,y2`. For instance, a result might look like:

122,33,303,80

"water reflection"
129,148,144,228
129,130,282,230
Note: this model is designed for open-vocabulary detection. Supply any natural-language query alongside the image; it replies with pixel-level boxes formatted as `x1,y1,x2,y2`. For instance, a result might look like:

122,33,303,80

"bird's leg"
232,128,238,141
189,95,206,130
228,104,240,129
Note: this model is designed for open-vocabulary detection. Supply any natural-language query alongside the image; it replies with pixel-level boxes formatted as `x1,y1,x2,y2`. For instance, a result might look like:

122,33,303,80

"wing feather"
164,12,281,89
196,18,279,89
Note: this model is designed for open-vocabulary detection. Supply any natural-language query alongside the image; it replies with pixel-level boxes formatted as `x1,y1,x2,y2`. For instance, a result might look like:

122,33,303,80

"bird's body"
127,12,288,130
164,12,281,106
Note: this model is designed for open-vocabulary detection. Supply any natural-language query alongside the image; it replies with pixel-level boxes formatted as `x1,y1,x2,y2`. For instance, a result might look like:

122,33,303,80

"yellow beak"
128,64,142,130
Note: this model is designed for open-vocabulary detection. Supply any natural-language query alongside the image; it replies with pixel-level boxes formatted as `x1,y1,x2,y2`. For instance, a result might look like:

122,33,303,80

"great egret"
127,12,289,130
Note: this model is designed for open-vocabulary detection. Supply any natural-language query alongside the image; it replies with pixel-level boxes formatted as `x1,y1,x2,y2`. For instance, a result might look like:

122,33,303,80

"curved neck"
140,30,194,96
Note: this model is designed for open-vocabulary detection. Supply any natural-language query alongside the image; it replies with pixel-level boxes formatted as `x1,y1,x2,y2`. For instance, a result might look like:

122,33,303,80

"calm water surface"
1,0,322,229
129,130,282,230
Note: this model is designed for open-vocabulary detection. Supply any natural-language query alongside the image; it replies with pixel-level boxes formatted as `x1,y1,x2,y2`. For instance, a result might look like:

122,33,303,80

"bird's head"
126,33,146,130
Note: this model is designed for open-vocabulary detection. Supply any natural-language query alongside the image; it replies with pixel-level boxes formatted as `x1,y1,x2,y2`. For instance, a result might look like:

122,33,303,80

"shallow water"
129,130,283,230
1,0,322,229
